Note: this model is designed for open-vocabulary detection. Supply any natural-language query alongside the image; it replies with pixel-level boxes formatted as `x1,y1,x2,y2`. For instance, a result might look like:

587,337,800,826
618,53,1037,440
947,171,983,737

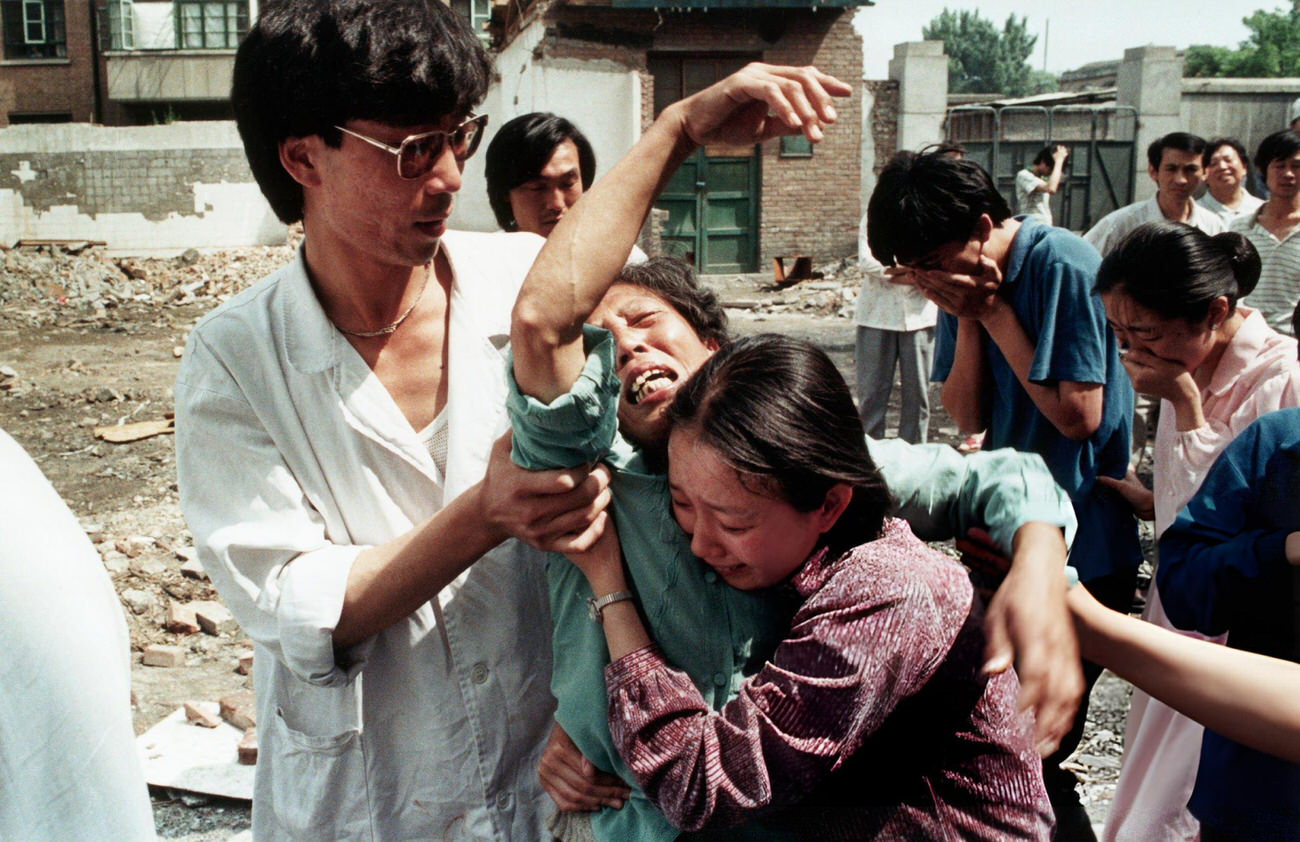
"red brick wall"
538,6,864,266
2,0,97,124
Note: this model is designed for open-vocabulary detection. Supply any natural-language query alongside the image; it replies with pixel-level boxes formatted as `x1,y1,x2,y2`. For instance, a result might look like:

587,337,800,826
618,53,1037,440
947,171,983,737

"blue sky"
855,0,1266,77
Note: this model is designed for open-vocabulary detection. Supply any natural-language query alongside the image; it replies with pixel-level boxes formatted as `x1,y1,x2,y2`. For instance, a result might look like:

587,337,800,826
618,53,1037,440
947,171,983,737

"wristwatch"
587,590,636,623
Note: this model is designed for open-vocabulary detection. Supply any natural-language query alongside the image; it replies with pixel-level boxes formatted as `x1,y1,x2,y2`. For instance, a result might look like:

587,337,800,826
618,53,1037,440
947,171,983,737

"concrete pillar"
888,41,948,154
1116,45,1183,202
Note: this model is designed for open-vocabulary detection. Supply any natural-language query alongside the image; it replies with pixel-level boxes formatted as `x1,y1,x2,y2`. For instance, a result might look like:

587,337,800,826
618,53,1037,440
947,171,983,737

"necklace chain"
336,261,432,339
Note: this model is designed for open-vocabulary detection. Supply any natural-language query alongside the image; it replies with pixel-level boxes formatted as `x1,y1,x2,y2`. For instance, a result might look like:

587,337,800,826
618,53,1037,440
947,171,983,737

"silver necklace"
336,262,432,339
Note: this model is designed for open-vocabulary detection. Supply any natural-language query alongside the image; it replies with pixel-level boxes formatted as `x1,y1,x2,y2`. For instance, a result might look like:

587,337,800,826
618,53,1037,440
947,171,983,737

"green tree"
1184,6,1300,77
922,9,1056,96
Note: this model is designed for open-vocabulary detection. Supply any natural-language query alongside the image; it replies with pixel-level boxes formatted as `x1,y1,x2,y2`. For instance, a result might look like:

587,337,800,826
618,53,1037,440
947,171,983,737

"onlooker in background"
1232,130,1300,336
868,150,1141,841
486,112,594,238
1016,144,1069,225
1288,96,1300,132
853,215,937,443
1086,133,1225,256
1093,223,1299,842
0,428,155,841
1199,137,1264,225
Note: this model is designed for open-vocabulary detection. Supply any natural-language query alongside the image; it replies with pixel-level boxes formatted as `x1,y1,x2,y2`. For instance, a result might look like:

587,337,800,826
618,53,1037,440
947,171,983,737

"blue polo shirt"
933,216,1140,581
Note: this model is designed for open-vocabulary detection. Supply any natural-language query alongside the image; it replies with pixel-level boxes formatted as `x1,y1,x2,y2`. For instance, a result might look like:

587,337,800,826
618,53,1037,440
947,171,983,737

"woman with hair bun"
1093,220,1300,842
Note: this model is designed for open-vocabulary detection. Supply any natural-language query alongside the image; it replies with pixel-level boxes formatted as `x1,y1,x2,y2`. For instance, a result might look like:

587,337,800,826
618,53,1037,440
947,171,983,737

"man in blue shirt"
866,149,1141,841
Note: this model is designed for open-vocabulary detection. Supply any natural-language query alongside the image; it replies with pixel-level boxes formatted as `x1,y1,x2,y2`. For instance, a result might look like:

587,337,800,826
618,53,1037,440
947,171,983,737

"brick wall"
0,122,285,252
536,5,864,268
1,0,97,123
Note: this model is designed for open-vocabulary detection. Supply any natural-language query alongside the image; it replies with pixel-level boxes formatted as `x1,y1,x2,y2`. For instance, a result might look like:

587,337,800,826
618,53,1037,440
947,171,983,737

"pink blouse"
604,519,1053,840
1153,308,1300,537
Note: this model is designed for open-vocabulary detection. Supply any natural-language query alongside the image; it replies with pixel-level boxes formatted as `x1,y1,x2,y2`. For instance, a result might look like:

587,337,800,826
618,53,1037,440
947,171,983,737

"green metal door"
658,149,759,273
650,54,761,273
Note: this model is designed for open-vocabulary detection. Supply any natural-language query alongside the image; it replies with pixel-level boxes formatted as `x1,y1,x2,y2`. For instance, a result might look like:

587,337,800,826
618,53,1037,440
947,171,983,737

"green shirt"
508,327,1075,842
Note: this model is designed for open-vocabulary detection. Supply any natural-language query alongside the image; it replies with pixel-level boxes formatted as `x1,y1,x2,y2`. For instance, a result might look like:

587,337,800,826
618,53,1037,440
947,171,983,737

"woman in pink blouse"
1093,221,1300,842
565,333,1056,840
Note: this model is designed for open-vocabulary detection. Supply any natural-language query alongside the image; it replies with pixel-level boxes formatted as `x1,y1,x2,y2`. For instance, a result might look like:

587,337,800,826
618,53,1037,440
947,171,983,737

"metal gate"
945,104,1139,232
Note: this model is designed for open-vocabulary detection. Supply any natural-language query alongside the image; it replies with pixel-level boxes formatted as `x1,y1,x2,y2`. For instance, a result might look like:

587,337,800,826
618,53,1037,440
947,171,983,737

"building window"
106,0,133,50
176,0,248,49
2,0,66,59
779,135,813,158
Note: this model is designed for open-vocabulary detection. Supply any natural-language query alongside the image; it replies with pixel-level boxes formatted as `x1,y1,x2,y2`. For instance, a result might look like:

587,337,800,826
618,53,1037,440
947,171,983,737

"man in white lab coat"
175,1,611,838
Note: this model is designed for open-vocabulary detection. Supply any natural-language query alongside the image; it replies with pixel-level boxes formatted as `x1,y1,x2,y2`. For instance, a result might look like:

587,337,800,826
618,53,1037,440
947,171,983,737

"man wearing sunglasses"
174,1,611,838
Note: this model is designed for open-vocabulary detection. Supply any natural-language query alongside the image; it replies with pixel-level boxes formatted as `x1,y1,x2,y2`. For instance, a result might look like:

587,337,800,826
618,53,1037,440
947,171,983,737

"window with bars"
1,0,66,59
176,0,247,49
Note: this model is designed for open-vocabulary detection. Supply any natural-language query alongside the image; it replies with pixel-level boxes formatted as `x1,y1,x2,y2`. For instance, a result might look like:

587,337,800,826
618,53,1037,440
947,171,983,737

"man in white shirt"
174,2,612,838
1199,137,1264,225
1233,130,1300,336
1015,144,1068,225
854,216,937,443
1085,132,1225,256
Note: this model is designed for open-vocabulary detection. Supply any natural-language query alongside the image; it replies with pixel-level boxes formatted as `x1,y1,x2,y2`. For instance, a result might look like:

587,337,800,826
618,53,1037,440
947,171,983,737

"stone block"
165,600,200,635
143,644,186,668
194,601,238,636
237,727,258,765
219,690,256,730
184,700,221,728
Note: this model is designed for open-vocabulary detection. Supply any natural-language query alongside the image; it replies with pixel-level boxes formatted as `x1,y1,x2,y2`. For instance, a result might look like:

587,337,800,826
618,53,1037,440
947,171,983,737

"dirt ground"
0,243,1134,838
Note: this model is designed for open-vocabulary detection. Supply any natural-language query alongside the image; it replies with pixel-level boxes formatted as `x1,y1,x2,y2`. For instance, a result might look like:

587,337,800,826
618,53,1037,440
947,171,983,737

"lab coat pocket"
269,705,366,836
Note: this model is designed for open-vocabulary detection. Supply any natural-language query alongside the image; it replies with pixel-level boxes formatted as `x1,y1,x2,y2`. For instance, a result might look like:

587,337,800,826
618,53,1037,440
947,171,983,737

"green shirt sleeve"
866,437,1077,555
507,324,621,470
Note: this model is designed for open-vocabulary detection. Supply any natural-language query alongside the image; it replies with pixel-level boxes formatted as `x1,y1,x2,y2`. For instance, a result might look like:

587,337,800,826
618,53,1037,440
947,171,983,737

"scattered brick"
237,651,254,676
219,690,257,730
179,557,208,581
165,601,200,635
184,701,221,728
142,644,186,668
237,727,258,765
194,601,238,637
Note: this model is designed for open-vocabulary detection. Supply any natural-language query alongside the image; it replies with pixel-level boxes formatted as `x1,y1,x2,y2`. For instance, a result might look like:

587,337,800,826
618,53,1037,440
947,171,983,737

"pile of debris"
0,230,301,317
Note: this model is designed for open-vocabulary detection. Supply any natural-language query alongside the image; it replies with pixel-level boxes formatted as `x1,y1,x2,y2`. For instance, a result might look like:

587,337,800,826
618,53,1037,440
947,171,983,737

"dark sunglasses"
334,114,489,179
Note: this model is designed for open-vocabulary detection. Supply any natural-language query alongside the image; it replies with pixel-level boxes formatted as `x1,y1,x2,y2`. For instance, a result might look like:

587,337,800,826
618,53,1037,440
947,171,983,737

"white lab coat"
175,231,554,841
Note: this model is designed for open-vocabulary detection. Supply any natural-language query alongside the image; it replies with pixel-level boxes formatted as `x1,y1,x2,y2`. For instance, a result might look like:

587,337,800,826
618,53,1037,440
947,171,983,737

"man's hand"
913,253,1002,320
482,432,612,554
670,64,852,151
1052,144,1069,163
1287,532,1300,566
971,525,1083,757
538,722,630,812
1096,467,1155,521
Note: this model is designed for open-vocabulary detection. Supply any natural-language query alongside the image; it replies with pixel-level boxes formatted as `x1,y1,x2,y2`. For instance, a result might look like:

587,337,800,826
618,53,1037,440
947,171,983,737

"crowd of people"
6,1,1300,840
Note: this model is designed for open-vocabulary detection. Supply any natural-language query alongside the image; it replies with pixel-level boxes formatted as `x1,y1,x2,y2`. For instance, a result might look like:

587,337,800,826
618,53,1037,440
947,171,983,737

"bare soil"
0,245,1133,838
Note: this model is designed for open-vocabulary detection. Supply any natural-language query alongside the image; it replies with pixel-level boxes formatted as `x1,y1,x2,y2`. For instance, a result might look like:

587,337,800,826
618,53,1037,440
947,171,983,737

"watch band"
587,590,636,623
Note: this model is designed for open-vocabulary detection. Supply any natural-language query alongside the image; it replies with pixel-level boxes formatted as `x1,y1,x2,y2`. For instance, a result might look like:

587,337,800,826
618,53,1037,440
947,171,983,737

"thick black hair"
1254,130,1300,174
866,150,1011,267
1203,137,1249,170
667,334,893,559
1094,221,1261,324
232,0,492,224
1147,132,1207,170
616,257,729,346
485,113,596,231
1032,145,1055,168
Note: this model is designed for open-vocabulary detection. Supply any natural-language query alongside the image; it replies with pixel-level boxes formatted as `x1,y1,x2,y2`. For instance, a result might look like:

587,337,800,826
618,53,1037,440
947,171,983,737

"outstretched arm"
510,64,851,403
1070,583,1300,764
